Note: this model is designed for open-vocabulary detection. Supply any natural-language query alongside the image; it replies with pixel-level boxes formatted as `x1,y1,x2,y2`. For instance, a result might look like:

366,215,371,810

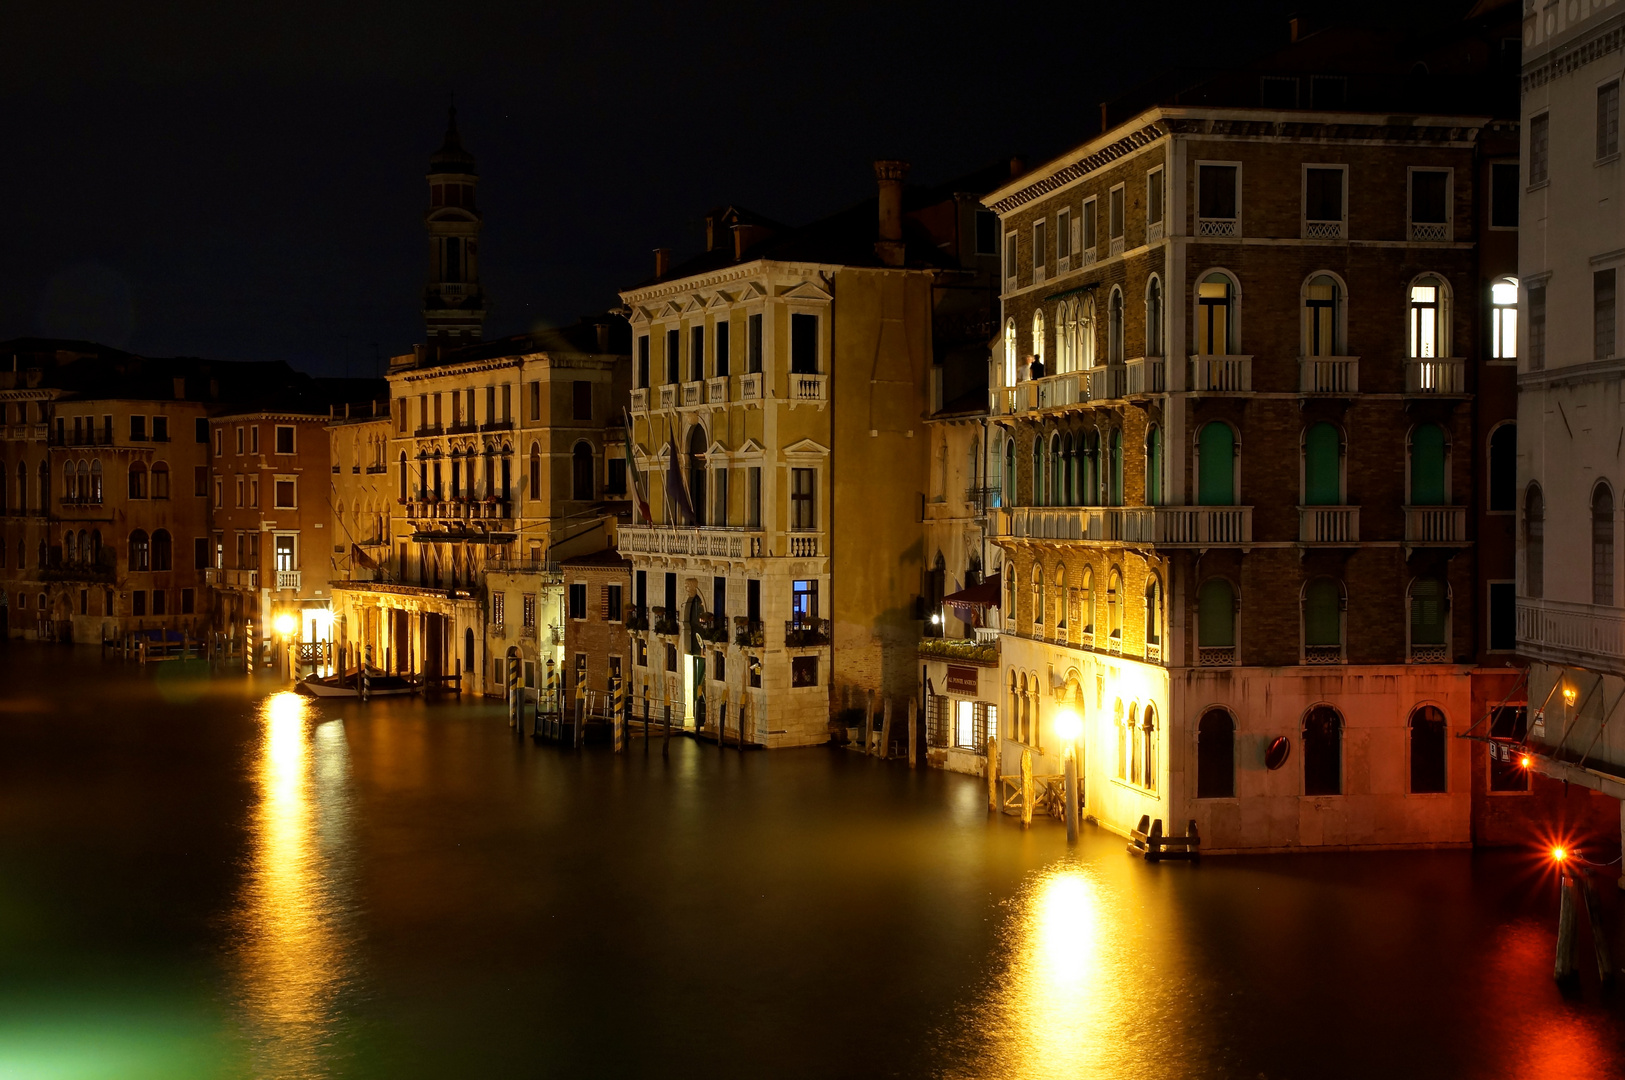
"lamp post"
274,612,297,680
1055,708,1081,843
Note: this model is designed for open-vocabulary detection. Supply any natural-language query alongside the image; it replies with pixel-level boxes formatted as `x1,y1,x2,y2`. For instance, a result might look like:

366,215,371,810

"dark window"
1490,163,1520,228
1489,425,1516,512
1489,706,1529,791
1309,75,1347,109
131,590,146,616
275,426,294,454
1410,170,1448,224
1033,219,1047,271
1409,706,1448,794
194,465,208,497
1260,75,1298,108
715,321,730,376
569,583,587,620
975,210,998,255
1600,81,1620,159
1108,188,1124,240
571,443,593,501
791,655,819,687
1529,285,1547,370
1146,171,1163,227
791,468,816,529
713,576,727,620
635,569,646,612
1196,709,1234,798
181,587,194,615
1004,231,1017,282
195,417,208,442
1410,577,1448,646
665,643,677,672
151,416,168,442
748,314,764,374
747,578,760,623
1595,485,1616,606
1198,164,1237,219
606,585,622,623
691,325,705,382
152,589,167,616
713,651,726,683
1303,705,1342,796
790,313,818,374
129,415,146,441
1305,167,1343,222
572,380,592,421
665,572,677,613
1488,582,1516,651
607,458,626,496
666,328,680,384
1530,113,1550,184
193,537,208,568
637,335,650,389
1597,269,1617,360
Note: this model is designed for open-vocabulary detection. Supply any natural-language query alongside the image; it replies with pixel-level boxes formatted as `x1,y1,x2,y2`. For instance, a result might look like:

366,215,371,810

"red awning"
944,574,1000,621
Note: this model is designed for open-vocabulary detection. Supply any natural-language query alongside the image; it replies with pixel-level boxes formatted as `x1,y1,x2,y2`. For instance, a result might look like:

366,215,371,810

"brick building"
981,6,1531,851
560,548,632,710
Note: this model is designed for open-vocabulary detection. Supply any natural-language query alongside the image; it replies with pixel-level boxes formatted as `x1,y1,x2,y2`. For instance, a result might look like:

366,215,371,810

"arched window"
1107,287,1125,362
399,451,408,502
129,530,150,573
1002,437,1015,509
1197,423,1235,506
63,461,77,501
37,541,46,570
1488,424,1516,512
1145,276,1164,357
1030,309,1046,376
1031,436,1045,508
90,530,101,566
1115,698,1127,779
1144,575,1163,650
684,427,705,521
89,460,102,503
1054,563,1068,635
1303,577,1343,660
1083,431,1100,505
1145,424,1163,505
1108,430,1123,506
1058,301,1075,374
128,462,147,500
1409,705,1448,794
15,461,25,513
1303,274,1342,356
151,529,172,572
1196,709,1235,798
1031,564,1044,632
150,462,170,500
1062,434,1076,506
1003,319,1018,387
528,443,542,501
1079,297,1096,369
1409,274,1449,358
1525,484,1544,598
64,530,76,564
1303,705,1343,796
1410,577,1449,652
1080,566,1095,636
1595,483,1616,606
1141,705,1158,791
1197,578,1235,657
1106,569,1122,643
1128,703,1142,786
1409,424,1446,505
1491,276,1518,359
1304,422,1341,506
1197,272,1235,354
37,461,47,513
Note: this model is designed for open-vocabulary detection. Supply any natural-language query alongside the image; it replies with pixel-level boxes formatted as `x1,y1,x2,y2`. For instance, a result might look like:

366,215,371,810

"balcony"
785,618,831,648
741,373,763,403
1406,357,1466,395
275,570,302,591
1197,216,1238,238
734,617,764,648
681,380,704,408
1146,221,1164,243
413,425,444,437
630,387,649,415
1197,646,1236,666
1125,357,1165,395
209,568,259,590
706,376,729,405
658,385,678,409
1108,236,1125,258
1304,219,1345,240
1518,597,1625,675
620,523,764,559
1409,643,1449,664
788,372,827,407
1087,364,1127,401
917,636,998,666
651,607,679,636
1304,645,1344,664
788,533,820,557
479,420,513,432
1300,356,1359,394
1409,221,1451,242
1404,506,1467,545
626,605,650,632
996,505,1252,547
1189,355,1252,392
1299,506,1360,544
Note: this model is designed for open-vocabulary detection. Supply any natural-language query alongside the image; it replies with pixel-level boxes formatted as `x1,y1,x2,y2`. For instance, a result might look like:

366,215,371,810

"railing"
658,385,678,409
210,568,258,589
734,617,764,648
414,425,443,436
626,606,650,631
651,608,679,636
706,376,729,405
681,380,704,408
996,505,1251,546
202,568,219,585
1189,355,1252,392
1299,506,1360,544
1518,597,1625,673
1197,645,1235,666
789,534,820,557
1197,217,1238,237
485,558,561,578
789,373,827,405
1300,356,1359,394
480,420,513,432
1405,506,1467,544
1088,364,1127,400
973,626,1002,644
59,495,105,507
1154,506,1252,545
1125,357,1165,395
1409,644,1449,663
1146,221,1164,243
1304,645,1343,665
918,636,998,665
741,373,764,402
1406,357,1466,394
1304,219,1345,240
365,464,388,474
1410,221,1451,242
276,570,302,591
785,618,832,648
630,387,649,414
1108,236,1124,258
620,524,764,559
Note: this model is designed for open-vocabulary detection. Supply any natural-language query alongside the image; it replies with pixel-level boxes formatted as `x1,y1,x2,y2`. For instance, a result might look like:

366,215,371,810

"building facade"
560,548,633,711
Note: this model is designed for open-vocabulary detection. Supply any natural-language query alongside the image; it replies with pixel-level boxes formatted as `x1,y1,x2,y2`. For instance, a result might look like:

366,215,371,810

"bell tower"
422,107,487,347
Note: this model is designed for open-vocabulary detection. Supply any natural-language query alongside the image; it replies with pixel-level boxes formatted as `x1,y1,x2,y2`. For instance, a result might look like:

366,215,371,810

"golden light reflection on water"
235,691,355,1078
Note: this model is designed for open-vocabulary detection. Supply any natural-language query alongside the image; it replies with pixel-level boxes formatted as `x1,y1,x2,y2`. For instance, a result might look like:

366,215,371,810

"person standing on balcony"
1027,354,1044,381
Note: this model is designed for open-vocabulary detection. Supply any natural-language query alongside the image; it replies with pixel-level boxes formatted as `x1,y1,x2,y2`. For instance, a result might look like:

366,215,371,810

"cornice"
620,260,845,309
985,123,1168,215
1523,11,1625,92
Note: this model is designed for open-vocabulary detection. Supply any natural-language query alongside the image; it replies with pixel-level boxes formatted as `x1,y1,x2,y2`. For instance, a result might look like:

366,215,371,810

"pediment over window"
660,300,685,318
737,438,766,456
738,281,769,301
782,437,830,457
706,292,734,309
682,296,707,314
779,280,833,302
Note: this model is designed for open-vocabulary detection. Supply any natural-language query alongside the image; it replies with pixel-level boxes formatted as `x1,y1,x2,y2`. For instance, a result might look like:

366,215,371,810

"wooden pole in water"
879,698,893,760
1063,751,1078,843
1020,748,1034,828
1556,871,1580,982
907,698,918,769
987,735,999,812
865,689,876,754
1580,871,1615,983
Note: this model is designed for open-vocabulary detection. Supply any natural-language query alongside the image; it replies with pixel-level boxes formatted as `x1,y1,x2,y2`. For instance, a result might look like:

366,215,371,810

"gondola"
296,668,422,698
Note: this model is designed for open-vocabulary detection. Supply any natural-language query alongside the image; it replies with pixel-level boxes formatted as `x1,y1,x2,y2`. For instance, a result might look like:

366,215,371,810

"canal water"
0,645,1622,1079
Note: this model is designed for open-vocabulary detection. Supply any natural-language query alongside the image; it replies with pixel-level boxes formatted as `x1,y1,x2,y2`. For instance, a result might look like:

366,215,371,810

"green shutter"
1198,424,1234,506
1410,577,1446,644
1147,427,1163,505
1304,423,1340,506
1198,579,1234,647
1304,578,1341,645
1410,425,1446,505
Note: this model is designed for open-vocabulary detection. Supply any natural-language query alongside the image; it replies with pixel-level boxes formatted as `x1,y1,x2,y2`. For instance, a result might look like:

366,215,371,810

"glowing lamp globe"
1054,709,1081,743
274,613,297,637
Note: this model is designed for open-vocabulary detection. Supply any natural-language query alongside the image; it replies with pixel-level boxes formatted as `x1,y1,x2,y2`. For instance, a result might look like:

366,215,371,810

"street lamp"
1054,707,1081,843
274,612,297,679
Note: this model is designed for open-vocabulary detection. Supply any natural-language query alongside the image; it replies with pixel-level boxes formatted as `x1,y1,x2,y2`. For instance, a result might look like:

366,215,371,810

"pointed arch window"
1303,577,1343,662
1146,276,1164,357
1197,273,1235,354
1145,424,1163,505
1048,433,1062,506
1304,422,1341,506
1114,698,1127,779
1303,705,1343,796
1080,566,1094,637
1031,564,1045,632
529,443,543,501
1062,434,1076,506
1079,297,1096,369
1409,424,1447,505
1031,436,1045,508
1197,423,1235,506
1054,563,1068,638
1107,287,1125,362
1197,709,1235,798
1409,705,1448,793
1108,430,1124,506
1003,319,1018,387
1144,575,1162,651
1058,302,1076,373
1128,703,1142,786
1491,277,1518,359
1595,483,1616,606
1141,705,1158,792
1002,437,1015,509
1106,569,1122,644
1304,274,1342,356
1030,310,1046,377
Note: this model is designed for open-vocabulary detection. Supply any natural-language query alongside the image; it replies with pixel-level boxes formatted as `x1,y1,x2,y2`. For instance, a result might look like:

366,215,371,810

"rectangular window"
606,584,623,623
748,466,762,528
194,465,208,497
1003,231,1017,288
1082,198,1097,252
195,417,208,443
1490,162,1520,228
1600,81,1620,159
636,335,650,388
1489,706,1530,791
1410,169,1450,240
214,478,222,509
1032,219,1047,275
1197,164,1238,230
274,425,293,455
235,476,244,508
1304,166,1345,235
1597,269,1617,361
249,477,259,507
665,643,678,673
274,478,296,509
130,415,146,441
1488,582,1515,651
502,383,511,421
132,590,146,617
713,576,727,620
690,325,705,382
791,468,815,529
714,320,731,376
1146,168,1164,228
975,210,998,255
152,590,167,616
1056,208,1071,261
1108,186,1124,240
151,416,168,442
713,468,728,526
251,426,260,454
791,578,819,622
214,428,223,457
713,651,725,683
1530,284,1547,370
666,328,680,384
492,591,505,626
572,380,592,421
193,537,208,568
607,458,626,496
181,588,194,615
790,313,818,375
396,398,407,433
748,314,764,374
272,535,291,570
664,572,677,613
1530,112,1550,185
523,593,536,628
569,583,587,620
791,655,819,688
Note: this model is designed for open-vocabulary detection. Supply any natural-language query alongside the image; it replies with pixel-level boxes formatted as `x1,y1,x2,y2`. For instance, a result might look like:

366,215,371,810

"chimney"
705,214,718,252
595,322,610,352
172,376,186,400
654,248,672,278
1009,155,1026,178
873,159,910,268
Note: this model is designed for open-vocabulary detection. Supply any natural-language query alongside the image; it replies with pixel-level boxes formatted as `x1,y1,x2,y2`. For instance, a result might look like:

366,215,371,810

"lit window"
1491,278,1518,359
1409,277,1446,358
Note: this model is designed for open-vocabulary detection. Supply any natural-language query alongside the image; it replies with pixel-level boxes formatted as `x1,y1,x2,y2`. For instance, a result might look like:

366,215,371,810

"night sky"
3,1,1300,376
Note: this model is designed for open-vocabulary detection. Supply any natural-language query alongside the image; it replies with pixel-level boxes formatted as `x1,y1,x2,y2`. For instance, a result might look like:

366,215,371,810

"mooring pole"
879,698,893,760
1580,870,1615,983
1063,750,1079,843
907,698,918,769
1557,871,1580,982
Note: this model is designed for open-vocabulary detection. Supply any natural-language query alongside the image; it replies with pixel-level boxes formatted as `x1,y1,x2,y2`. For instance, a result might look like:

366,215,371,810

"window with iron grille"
523,593,536,628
